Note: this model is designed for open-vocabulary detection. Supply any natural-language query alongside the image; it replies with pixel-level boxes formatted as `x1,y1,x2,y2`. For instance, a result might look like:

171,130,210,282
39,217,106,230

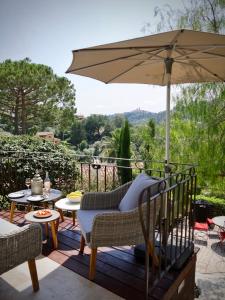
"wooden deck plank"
53,236,147,291
57,230,146,278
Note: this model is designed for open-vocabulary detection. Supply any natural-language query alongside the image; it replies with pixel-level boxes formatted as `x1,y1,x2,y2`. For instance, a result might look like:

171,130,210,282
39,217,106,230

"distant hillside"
109,109,166,125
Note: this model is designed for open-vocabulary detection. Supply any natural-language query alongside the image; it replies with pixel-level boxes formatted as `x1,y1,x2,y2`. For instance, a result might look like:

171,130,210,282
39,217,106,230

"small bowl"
67,196,81,203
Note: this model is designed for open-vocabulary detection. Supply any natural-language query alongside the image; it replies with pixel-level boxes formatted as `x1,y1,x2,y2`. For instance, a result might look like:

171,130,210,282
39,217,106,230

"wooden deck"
0,209,193,300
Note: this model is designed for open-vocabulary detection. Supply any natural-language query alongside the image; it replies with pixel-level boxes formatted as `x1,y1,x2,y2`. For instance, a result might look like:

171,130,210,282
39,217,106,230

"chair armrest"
0,223,42,275
90,208,144,247
80,181,132,210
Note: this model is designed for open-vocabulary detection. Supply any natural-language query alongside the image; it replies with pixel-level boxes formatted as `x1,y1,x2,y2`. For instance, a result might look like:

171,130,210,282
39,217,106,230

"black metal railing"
135,167,196,297
0,151,195,197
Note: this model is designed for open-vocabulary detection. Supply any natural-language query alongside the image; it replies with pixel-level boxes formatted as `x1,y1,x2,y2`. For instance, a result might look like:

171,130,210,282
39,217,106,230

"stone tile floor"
0,255,123,300
195,229,225,299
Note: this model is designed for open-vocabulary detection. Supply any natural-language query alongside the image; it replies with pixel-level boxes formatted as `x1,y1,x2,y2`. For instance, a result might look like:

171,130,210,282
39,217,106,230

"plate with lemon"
66,191,82,203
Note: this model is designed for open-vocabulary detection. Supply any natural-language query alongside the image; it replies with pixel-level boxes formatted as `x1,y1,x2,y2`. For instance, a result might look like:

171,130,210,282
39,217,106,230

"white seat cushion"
119,173,159,212
77,209,119,243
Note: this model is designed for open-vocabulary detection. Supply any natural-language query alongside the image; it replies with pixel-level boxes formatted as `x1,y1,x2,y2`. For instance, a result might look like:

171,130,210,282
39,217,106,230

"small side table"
55,198,80,226
25,210,60,249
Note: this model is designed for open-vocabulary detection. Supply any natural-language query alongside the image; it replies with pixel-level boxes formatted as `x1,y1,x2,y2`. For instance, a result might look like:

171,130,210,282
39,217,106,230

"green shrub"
0,135,79,207
196,195,225,216
118,119,132,184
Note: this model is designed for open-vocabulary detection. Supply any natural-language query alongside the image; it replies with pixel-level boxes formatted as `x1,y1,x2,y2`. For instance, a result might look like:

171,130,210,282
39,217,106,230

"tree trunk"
14,97,19,134
21,94,26,134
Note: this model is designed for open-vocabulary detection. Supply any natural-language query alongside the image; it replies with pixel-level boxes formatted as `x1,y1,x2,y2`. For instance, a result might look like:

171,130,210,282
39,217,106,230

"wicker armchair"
0,218,42,292
77,174,162,280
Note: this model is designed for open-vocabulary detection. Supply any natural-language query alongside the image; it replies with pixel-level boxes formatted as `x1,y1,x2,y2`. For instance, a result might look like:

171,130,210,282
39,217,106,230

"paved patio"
0,255,122,300
195,230,225,299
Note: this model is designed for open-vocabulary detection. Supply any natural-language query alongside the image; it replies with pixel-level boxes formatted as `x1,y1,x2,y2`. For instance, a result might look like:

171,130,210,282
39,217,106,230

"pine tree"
118,119,132,184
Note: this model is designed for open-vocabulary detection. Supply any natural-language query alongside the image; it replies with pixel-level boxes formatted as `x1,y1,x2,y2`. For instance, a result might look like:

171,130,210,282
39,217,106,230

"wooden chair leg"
80,235,85,254
89,248,97,281
9,201,16,223
148,240,159,267
28,259,39,292
50,221,58,249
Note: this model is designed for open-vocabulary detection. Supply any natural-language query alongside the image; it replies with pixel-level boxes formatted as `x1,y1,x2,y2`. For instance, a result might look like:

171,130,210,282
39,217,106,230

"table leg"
58,208,64,222
50,221,58,249
9,201,16,223
27,204,32,212
56,218,59,232
72,211,75,226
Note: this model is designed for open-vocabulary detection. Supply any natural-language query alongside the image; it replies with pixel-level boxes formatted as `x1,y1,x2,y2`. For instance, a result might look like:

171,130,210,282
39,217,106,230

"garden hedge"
0,135,79,208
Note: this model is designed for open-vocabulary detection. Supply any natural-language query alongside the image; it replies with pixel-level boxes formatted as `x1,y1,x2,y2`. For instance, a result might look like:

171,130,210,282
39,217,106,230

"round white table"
25,210,60,249
212,216,225,229
55,198,80,226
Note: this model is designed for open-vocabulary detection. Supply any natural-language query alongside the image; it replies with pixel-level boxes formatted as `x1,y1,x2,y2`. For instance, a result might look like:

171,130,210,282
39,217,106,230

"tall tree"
112,114,125,128
172,84,225,189
70,120,86,146
85,114,112,144
118,119,132,184
0,58,76,134
142,0,225,34
100,128,121,158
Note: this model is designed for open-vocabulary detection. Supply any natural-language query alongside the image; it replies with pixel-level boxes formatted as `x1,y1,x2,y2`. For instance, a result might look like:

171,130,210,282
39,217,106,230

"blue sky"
0,0,183,116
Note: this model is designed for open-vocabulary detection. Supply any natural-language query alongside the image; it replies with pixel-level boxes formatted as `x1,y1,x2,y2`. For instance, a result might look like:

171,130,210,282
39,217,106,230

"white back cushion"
119,173,159,212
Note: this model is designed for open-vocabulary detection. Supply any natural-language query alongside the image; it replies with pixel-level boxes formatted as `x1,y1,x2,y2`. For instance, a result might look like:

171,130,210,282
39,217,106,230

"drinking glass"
25,178,31,195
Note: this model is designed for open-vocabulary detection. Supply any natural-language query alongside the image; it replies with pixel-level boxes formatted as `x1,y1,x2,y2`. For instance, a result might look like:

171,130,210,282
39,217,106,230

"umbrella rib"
175,44,225,49
177,61,206,81
105,48,166,83
175,49,214,80
133,48,166,60
176,46,225,60
175,49,225,81
191,61,225,81
105,61,148,83
175,56,225,61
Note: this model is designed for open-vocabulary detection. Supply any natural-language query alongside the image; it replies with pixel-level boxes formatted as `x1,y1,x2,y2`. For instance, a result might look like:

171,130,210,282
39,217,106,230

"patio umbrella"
66,29,225,165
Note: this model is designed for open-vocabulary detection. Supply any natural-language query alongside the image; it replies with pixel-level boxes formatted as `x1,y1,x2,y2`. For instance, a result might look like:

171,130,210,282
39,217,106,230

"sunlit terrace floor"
1,210,225,299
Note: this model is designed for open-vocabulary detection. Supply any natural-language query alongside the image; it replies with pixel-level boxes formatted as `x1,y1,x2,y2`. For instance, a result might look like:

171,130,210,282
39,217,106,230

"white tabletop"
212,216,225,228
55,198,80,211
25,210,60,223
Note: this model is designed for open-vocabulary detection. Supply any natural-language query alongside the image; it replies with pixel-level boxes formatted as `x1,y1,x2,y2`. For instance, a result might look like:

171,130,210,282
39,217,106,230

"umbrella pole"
165,76,171,167
164,57,173,169
162,58,173,248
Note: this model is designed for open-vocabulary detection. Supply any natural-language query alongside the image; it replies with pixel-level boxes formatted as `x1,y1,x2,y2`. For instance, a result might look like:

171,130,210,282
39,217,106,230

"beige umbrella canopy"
67,29,225,165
